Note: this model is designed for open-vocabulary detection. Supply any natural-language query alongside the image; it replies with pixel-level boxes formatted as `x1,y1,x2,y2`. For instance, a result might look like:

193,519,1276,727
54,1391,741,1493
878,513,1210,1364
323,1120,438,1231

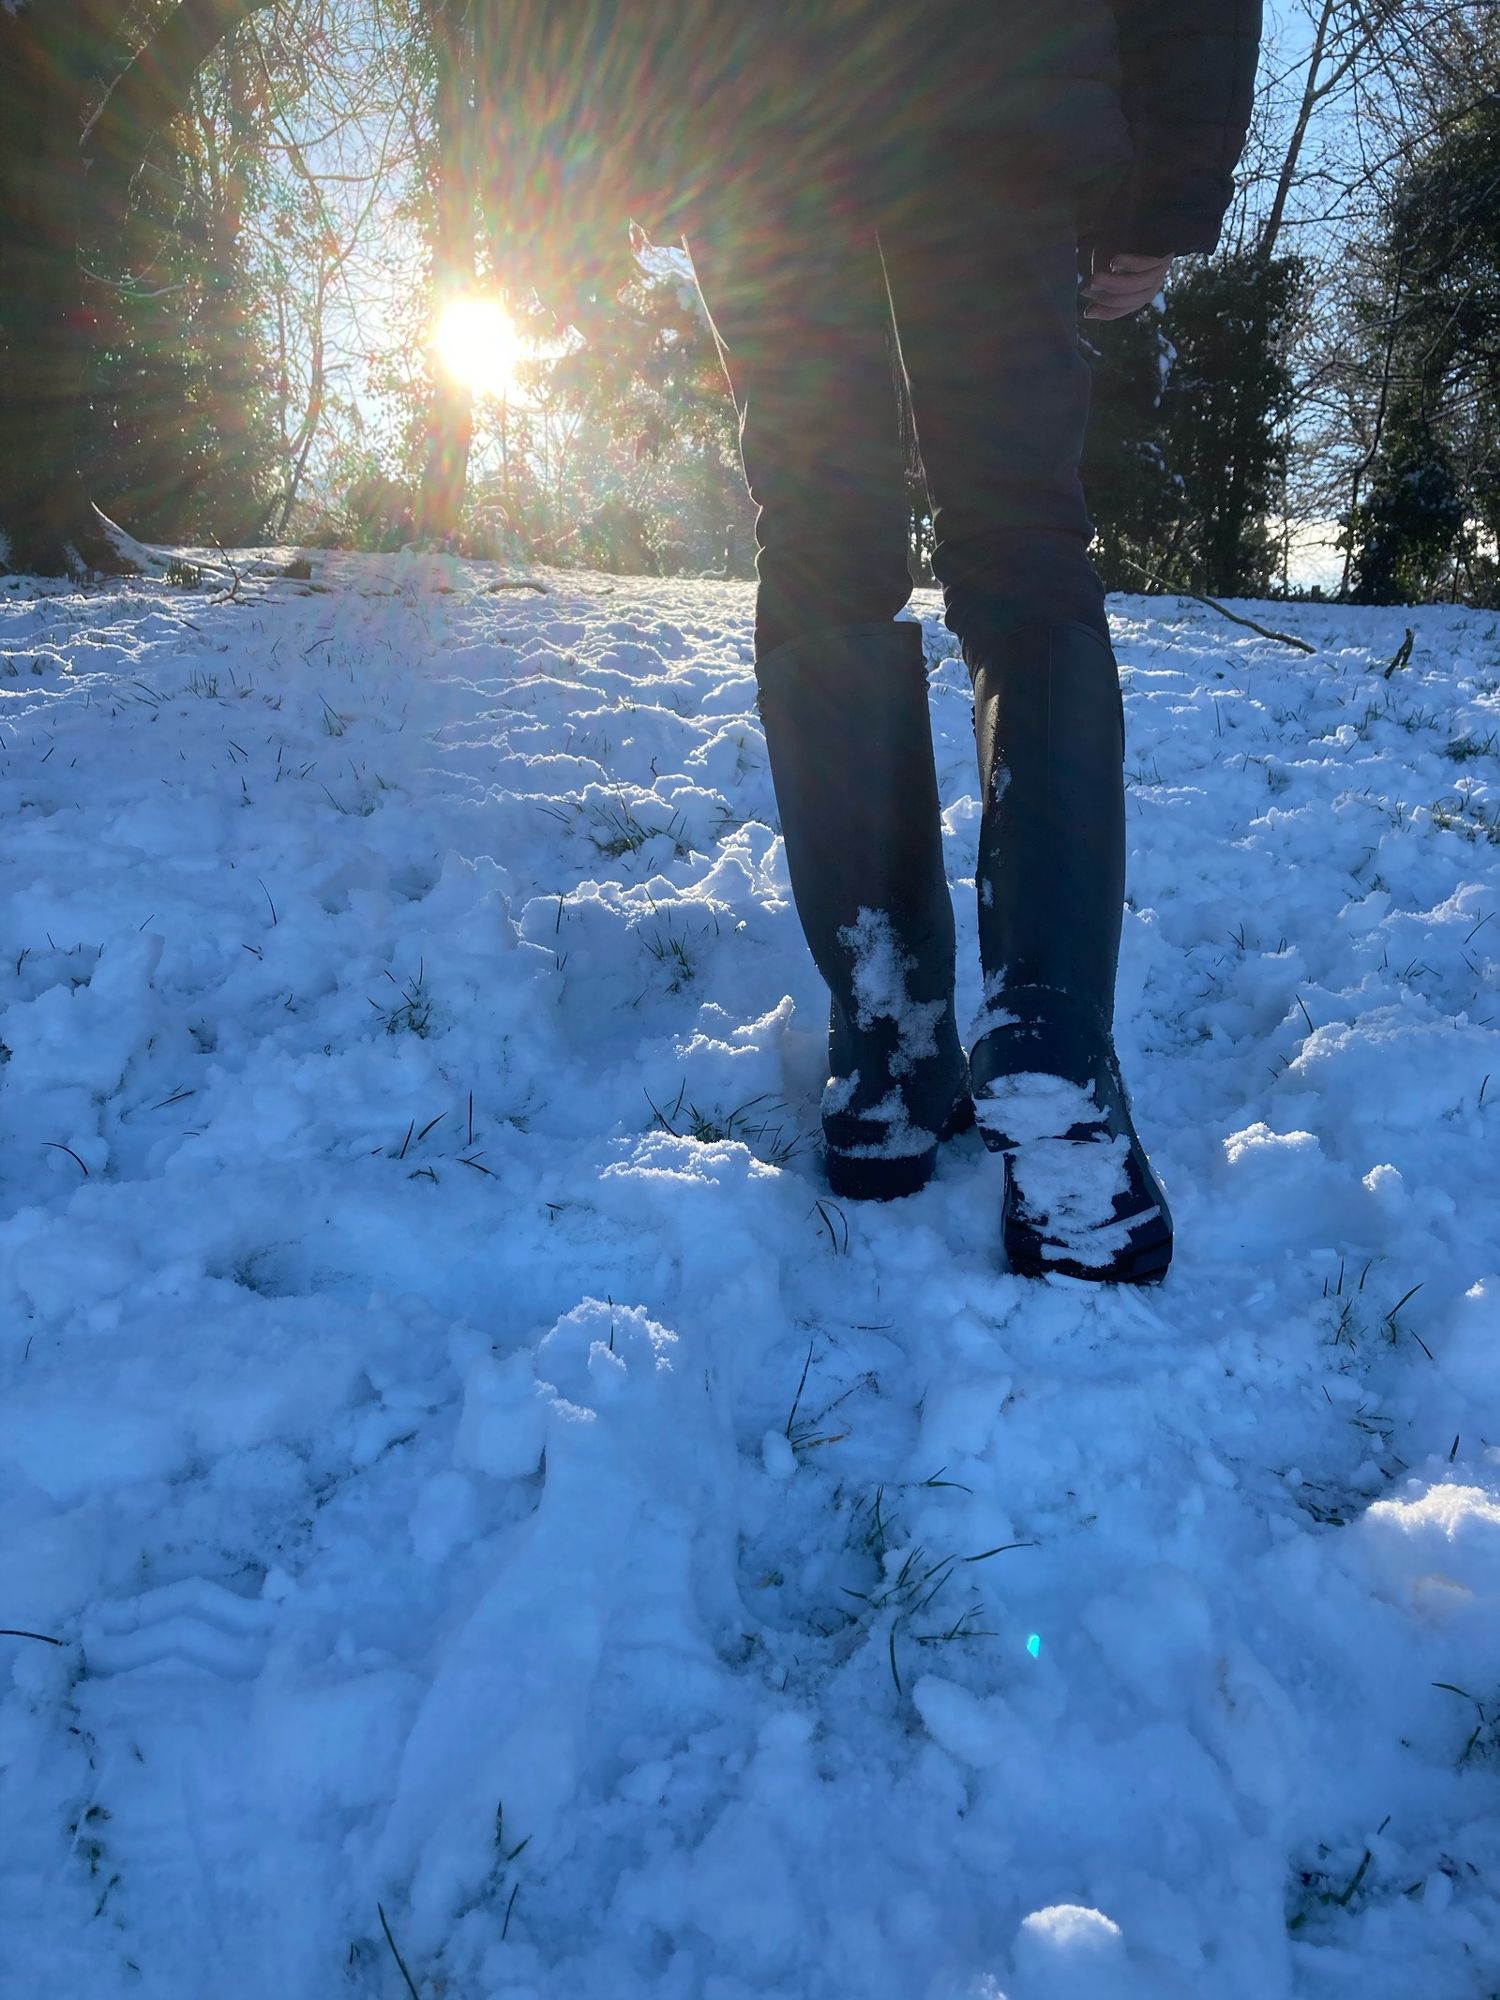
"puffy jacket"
1100,0,1263,255
486,0,1262,282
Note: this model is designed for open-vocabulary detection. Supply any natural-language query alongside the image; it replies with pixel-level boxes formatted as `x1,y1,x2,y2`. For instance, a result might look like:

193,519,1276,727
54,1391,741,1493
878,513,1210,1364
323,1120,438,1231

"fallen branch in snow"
486,578,551,595
1119,559,1318,655
0,1629,64,1645
90,509,314,600
92,506,212,581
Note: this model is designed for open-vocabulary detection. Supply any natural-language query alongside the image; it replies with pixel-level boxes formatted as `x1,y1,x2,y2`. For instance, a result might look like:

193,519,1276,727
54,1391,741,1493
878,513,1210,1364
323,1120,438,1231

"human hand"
1083,253,1173,320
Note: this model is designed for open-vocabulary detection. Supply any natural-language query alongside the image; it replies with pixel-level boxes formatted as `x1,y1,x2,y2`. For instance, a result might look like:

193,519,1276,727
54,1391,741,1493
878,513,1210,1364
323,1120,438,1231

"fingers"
1083,254,1173,321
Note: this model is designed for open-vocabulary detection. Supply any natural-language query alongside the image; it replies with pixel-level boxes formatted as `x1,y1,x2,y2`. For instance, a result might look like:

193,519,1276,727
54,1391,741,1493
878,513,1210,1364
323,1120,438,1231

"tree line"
2,0,1497,601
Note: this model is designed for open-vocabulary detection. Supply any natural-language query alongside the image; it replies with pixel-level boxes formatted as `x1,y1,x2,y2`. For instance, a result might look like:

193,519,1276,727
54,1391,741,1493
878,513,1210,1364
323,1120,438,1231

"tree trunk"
195,40,266,539
0,8,118,572
0,0,265,575
416,0,476,543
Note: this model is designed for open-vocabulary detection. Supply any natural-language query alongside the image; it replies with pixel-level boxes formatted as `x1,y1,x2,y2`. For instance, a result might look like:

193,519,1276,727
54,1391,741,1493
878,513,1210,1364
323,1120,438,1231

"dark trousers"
686,179,1107,664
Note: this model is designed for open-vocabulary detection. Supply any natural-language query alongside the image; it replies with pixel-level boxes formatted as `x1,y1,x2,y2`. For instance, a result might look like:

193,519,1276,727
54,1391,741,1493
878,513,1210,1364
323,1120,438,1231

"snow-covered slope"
1,557,1498,1999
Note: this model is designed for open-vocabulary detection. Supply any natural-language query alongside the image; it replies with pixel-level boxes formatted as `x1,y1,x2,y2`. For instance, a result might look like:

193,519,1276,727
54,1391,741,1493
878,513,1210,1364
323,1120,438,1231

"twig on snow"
1384,628,1415,677
1119,559,1317,654
207,535,257,606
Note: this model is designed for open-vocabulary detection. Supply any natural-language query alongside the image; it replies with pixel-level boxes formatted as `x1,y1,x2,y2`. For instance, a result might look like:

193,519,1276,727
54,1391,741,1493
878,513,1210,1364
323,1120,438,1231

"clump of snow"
826,1081,935,1158
453,1348,547,1479
1011,1904,1135,2000
838,903,948,1074
1,559,1499,1997
975,1072,1152,1265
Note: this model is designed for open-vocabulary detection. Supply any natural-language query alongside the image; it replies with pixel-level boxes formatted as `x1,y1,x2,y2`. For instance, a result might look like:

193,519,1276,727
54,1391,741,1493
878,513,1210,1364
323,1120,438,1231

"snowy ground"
1,555,1499,2000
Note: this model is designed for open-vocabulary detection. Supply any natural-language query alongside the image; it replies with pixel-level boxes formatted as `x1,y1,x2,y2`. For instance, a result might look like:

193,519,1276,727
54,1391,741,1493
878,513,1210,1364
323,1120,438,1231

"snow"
1,554,1499,1997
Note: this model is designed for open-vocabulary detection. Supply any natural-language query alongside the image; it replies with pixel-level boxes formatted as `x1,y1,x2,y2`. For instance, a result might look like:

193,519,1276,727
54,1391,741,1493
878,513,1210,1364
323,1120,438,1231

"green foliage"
1154,252,1304,598
1347,408,1466,604
1084,254,1303,599
1082,295,1180,591
77,35,280,543
1344,92,1500,606
526,255,751,572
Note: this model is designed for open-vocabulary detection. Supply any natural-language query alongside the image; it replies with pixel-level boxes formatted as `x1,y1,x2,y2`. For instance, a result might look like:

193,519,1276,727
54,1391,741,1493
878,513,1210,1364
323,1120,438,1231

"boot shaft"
970,620,1125,1034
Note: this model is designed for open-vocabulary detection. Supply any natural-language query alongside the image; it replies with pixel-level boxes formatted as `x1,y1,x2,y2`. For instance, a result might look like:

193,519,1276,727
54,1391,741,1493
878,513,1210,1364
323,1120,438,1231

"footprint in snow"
375,1297,733,1949
69,1579,275,1968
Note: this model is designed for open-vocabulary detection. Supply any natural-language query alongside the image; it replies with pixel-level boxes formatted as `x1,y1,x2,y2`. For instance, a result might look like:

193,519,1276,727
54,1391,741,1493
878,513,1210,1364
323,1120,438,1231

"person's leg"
684,211,914,654
880,192,1172,1278
879,196,1129,1007
686,212,972,1197
878,192,1107,642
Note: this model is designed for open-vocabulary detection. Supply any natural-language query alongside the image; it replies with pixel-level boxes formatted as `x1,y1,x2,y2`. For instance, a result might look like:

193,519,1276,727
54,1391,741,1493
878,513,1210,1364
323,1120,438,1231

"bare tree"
1219,0,1496,587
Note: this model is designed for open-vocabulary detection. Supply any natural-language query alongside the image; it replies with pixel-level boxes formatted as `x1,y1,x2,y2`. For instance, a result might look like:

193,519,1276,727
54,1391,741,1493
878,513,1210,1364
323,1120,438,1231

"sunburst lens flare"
434,298,521,398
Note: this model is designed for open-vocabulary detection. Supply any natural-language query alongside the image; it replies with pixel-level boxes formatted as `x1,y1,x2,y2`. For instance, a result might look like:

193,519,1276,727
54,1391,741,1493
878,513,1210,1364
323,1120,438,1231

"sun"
434,298,521,399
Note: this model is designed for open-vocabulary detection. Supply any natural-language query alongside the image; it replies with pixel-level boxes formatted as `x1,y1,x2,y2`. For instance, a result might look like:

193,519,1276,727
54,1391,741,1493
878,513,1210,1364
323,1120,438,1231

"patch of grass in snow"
709,803,749,842
1323,1259,1430,1361
782,1340,876,1452
740,1465,1022,1689
1443,729,1498,763
1287,1839,1379,1931
813,1199,849,1254
1394,703,1444,734
640,923,696,990
371,963,435,1037
1287,1829,1472,1937
1283,1262,1436,1526
402,1799,530,1954
589,795,688,860
646,1082,806,1167
636,903,719,995
1288,1480,1359,1529
64,1798,120,1920
230,1251,287,1297
1284,1406,1405,1528
837,1484,1032,1696
1431,791,1500,846
1432,1682,1500,1770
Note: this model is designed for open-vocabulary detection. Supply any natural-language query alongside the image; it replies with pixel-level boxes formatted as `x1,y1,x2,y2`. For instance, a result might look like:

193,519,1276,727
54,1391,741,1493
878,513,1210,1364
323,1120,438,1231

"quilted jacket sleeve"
1098,0,1263,258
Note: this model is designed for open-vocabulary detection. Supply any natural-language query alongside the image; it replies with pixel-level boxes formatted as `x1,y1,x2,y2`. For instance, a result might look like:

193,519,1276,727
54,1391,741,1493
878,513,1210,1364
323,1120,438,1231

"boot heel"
940,1092,976,1140
824,1145,939,1202
824,1084,973,1201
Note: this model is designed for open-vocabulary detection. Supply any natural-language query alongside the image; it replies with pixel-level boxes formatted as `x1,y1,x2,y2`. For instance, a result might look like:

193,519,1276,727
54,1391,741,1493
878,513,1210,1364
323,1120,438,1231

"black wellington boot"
968,621,1173,1283
756,621,974,1200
